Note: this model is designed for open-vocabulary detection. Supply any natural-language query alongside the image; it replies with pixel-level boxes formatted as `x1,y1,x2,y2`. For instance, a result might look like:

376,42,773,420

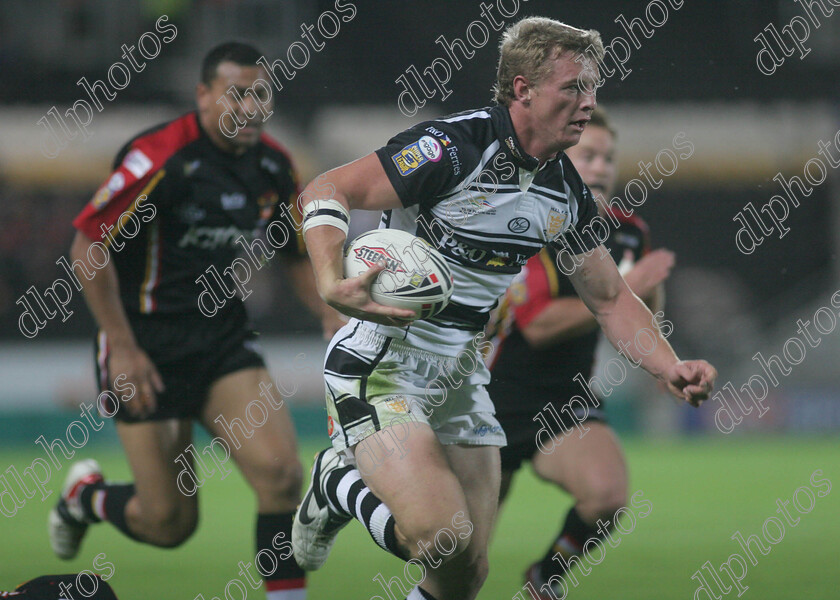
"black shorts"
95,303,265,423
491,382,608,473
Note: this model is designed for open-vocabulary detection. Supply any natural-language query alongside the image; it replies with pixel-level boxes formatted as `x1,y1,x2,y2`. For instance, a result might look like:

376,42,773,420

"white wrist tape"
302,199,350,236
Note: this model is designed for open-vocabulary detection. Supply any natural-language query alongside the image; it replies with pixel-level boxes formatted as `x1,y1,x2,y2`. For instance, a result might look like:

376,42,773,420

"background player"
485,108,675,596
49,42,339,600
292,18,715,600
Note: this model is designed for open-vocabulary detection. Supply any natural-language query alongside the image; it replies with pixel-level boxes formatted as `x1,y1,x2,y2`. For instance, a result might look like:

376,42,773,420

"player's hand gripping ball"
344,229,454,321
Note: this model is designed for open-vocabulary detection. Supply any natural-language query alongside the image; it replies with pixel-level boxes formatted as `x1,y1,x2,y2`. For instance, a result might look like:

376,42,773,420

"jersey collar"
491,104,563,172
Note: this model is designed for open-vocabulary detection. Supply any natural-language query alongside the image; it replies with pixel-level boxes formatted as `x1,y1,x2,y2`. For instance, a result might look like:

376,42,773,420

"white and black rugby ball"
344,229,454,320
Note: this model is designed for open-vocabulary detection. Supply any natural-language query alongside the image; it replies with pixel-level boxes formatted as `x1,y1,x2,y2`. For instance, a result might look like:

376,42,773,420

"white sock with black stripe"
406,586,439,600
324,464,405,559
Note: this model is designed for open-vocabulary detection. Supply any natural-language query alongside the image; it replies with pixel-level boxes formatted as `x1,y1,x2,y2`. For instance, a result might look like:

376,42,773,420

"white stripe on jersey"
459,140,501,190
530,182,568,200
452,226,544,249
440,110,491,123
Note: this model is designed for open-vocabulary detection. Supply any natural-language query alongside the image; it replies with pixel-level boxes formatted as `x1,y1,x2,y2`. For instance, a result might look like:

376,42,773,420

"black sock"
80,482,141,541
256,512,306,594
539,506,602,579
79,482,104,523
323,464,405,560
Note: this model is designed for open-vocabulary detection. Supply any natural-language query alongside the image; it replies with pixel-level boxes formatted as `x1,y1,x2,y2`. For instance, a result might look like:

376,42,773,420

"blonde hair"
589,107,616,139
493,17,604,106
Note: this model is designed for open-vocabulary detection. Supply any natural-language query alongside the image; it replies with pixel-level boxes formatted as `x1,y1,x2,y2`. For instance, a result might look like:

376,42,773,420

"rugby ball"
344,229,454,320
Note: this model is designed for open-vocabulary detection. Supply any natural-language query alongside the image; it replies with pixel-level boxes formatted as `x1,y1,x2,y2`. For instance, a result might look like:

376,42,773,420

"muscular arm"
70,231,162,415
70,231,137,350
568,248,714,405
521,252,670,349
300,154,415,324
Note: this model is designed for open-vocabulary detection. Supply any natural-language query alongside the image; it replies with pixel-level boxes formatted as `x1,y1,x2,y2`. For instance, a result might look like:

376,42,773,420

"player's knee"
252,456,304,505
579,473,627,518
143,504,198,547
407,517,472,565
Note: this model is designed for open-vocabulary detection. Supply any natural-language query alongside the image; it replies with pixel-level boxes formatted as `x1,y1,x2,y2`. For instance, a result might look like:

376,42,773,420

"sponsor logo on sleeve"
90,172,127,209
392,135,442,176
418,136,442,161
424,126,460,174
123,149,153,178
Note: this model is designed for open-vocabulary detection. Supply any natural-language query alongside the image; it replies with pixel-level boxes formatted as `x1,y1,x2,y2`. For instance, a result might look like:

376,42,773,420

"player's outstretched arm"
70,231,163,416
568,247,716,407
300,154,415,326
521,248,674,349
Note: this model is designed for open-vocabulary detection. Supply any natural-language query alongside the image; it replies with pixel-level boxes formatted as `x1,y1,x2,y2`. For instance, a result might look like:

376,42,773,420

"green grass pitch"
1,436,838,599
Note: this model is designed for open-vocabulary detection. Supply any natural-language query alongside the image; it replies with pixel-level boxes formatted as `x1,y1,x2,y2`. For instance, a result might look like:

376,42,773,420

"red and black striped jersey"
73,112,304,316
488,207,651,394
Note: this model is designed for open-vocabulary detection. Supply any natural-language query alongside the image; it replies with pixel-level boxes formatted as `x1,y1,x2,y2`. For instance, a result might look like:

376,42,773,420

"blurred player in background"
485,107,675,597
291,17,713,600
48,42,340,600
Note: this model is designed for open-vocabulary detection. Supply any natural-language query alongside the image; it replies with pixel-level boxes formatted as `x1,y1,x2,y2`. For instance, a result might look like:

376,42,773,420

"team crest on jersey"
353,246,406,272
257,192,279,220
91,172,126,210
544,207,569,239
392,136,441,176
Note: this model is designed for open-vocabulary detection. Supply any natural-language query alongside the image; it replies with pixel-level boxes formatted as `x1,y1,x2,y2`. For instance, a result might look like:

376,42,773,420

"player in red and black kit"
486,109,676,596
48,43,339,600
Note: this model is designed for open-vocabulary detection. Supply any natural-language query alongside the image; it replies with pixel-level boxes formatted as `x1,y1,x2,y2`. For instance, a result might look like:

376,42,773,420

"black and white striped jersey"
370,104,600,353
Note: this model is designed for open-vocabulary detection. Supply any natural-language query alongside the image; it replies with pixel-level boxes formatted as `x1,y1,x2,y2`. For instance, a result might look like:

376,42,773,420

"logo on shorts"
353,246,406,272
327,415,335,436
473,424,503,437
385,396,410,413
